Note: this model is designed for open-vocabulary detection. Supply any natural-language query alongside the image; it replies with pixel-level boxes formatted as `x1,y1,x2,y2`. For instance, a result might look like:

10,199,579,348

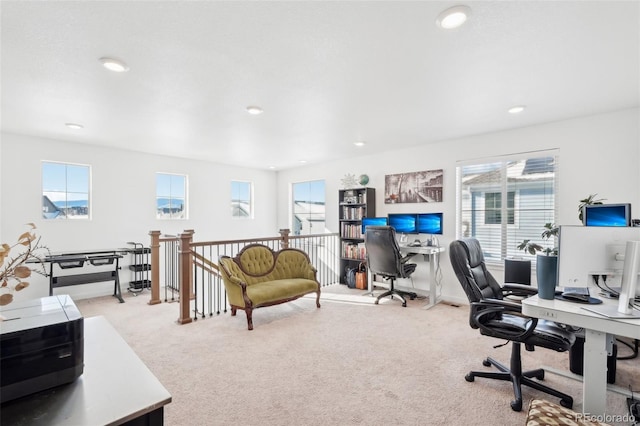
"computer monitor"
387,213,418,234
583,203,631,227
416,213,443,235
557,225,640,296
361,217,388,234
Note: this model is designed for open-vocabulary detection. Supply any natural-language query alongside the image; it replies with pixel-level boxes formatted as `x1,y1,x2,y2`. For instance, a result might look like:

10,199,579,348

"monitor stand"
582,304,640,319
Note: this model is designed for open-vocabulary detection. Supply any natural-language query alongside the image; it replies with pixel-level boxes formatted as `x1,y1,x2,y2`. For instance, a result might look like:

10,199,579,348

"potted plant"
578,194,605,223
517,222,558,299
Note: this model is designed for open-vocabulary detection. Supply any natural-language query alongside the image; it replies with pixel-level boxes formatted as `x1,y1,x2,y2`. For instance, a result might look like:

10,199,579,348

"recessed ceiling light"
99,57,130,73
436,5,471,29
299,160,307,164
508,105,526,114
268,165,276,169
246,106,263,115
354,141,366,147
65,123,84,130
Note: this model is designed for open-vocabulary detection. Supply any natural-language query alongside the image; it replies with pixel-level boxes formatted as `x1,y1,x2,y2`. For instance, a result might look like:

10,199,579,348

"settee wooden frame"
218,244,321,330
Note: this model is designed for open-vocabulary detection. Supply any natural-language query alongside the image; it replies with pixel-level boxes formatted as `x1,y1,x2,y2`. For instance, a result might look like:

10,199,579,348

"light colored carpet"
76,285,639,426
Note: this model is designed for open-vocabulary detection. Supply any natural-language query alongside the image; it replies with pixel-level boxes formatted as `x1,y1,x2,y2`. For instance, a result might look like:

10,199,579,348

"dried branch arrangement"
0,223,49,306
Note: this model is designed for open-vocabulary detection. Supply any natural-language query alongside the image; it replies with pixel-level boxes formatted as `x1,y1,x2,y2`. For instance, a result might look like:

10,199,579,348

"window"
292,180,325,235
485,191,515,225
156,173,187,219
231,181,252,218
456,151,557,264
42,161,91,220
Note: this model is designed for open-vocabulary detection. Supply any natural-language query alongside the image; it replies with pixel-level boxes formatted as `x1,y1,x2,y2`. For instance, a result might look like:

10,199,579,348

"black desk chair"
364,226,417,307
449,237,576,412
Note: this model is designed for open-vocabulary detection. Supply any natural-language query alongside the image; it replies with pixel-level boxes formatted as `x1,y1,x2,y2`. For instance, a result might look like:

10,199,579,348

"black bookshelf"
339,187,375,284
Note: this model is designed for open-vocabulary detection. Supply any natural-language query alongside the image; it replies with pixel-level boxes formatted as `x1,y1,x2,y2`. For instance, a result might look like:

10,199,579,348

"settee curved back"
219,244,316,286
217,244,321,330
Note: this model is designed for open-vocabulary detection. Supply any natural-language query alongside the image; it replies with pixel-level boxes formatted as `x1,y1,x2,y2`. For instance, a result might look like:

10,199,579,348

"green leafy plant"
517,222,559,256
578,194,605,223
0,223,49,306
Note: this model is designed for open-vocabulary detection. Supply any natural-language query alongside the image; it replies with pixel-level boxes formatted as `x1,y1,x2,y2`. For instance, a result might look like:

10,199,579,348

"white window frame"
41,161,92,220
291,180,326,236
156,172,188,220
231,180,253,219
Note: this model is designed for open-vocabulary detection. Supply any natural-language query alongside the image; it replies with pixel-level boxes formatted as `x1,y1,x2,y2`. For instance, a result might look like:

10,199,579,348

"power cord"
593,273,627,298
600,274,620,297
616,337,639,360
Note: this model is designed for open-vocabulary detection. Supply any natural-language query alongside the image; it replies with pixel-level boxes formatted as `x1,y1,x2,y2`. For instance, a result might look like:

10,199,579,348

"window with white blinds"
456,150,558,265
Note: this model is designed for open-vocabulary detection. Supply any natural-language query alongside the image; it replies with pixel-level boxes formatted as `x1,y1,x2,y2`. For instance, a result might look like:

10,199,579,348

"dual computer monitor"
362,212,443,235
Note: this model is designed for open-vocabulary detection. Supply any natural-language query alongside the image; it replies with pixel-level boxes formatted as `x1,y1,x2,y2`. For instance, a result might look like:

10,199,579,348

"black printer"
0,294,84,403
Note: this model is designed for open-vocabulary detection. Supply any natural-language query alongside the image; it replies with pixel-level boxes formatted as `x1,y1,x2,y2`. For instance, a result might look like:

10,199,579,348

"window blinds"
456,150,558,265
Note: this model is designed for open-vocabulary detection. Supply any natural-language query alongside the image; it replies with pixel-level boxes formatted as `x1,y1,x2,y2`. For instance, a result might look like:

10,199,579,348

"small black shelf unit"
339,187,375,284
127,242,151,294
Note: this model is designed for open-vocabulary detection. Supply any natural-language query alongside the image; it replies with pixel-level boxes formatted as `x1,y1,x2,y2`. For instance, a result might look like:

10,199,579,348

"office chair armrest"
501,283,538,298
470,299,538,341
473,297,523,312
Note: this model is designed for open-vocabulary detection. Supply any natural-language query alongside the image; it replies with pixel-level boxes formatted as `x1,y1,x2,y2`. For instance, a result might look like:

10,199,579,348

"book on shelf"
341,241,366,260
342,205,365,220
341,223,363,239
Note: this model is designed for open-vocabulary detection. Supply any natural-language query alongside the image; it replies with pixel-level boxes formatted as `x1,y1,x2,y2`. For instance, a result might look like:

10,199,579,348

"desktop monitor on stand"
416,213,443,246
583,203,632,227
361,217,388,235
387,213,418,234
557,226,640,318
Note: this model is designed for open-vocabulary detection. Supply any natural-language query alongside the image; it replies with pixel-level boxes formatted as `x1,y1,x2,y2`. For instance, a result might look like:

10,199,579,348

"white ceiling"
1,1,639,170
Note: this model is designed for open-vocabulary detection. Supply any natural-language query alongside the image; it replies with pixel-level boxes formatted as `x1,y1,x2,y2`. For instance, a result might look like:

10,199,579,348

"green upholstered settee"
218,244,321,330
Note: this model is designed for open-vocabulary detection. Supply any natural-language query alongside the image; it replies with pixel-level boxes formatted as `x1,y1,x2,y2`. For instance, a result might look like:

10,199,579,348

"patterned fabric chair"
526,399,611,426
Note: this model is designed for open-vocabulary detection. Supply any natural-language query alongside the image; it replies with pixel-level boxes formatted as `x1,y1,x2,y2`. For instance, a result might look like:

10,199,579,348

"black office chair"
449,238,576,412
364,226,417,307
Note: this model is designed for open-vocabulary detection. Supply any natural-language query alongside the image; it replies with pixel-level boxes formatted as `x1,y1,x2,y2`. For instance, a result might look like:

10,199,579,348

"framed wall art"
384,169,443,204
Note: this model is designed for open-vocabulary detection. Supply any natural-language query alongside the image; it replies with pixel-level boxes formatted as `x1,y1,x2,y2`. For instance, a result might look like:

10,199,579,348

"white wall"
0,135,3,242
2,108,638,305
1,132,278,301
276,108,640,304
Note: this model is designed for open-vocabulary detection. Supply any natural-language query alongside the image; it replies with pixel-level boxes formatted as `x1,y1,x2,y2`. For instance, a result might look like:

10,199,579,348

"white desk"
522,295,640,416
1,316,172,425
398,245,445,309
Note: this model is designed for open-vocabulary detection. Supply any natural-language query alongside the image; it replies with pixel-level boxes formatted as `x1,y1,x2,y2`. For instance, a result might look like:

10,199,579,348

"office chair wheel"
482,359,491,367
402,302,407,307
511,399,523,412
409,294,416,300
374,300,379,305
535,371,545,380
465,373,474,382
559,397,573,409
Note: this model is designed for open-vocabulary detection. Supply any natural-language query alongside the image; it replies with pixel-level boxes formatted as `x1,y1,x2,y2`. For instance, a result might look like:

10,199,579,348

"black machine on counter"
0,295,84,403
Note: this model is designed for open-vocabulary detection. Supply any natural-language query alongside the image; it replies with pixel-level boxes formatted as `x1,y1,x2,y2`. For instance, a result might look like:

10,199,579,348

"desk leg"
423,253,439,310
364,270,374,297
48,263,54,296
582,329,608,416
112,258,125,303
